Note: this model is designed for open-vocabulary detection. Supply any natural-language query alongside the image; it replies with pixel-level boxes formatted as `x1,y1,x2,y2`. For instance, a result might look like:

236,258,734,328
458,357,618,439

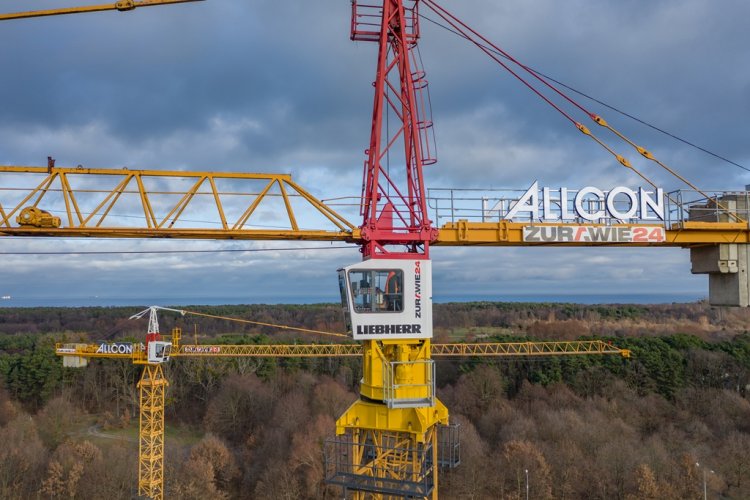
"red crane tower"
327,2,451,498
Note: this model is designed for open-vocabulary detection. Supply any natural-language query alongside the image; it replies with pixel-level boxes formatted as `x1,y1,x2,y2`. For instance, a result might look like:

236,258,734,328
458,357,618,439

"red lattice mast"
352,0,438,259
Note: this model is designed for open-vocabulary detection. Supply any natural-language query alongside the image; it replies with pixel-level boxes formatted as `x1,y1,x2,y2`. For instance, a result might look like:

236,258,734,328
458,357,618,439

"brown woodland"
1,301,749,498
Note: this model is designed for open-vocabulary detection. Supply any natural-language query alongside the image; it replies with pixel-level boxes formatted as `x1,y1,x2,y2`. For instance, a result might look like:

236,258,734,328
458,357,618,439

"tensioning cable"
180,309,349,339
421,0,743,220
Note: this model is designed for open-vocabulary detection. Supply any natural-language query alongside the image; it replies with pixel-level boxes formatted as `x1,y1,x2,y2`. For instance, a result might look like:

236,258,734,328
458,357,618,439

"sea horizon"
0,292,706,308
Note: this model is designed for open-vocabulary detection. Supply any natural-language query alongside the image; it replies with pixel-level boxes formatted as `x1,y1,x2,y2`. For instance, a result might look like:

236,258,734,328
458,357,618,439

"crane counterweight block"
16,206,61,228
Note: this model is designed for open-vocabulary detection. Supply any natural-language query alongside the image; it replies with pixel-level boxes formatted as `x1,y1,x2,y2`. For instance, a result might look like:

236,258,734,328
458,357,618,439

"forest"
1,300,749,499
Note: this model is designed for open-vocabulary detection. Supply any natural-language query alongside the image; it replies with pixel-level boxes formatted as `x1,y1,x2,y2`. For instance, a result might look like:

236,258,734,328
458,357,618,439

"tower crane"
55,306,630,500
1,0,747,499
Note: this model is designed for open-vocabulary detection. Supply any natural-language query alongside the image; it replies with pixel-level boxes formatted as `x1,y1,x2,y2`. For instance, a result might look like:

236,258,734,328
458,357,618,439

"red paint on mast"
352,1,438,259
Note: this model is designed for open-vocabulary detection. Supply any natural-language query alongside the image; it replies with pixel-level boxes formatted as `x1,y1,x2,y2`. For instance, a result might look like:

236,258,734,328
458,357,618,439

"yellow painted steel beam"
4,169,748,246
0,165,357,241
56,339,630,359
4,167,749,246
175,343,362,357
56,342,146,360
6,217,748,247
435,220,750,247
0,0,203,21
137,364,168,500
432,340,631,358
0,226,357,240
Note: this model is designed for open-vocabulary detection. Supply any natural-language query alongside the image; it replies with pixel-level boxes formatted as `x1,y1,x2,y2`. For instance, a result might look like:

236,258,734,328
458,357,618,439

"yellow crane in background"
55,305,630,500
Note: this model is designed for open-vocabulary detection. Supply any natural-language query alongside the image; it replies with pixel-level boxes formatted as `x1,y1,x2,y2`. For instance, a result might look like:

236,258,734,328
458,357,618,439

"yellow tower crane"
55,305,630,500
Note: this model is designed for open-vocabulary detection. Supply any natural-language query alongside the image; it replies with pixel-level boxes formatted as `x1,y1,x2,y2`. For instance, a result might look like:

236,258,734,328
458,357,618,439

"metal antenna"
129,305,186,335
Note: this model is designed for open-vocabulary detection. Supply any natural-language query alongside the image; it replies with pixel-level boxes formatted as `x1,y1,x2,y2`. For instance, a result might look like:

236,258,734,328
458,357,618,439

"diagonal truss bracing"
0,166,357,241
55,340,631,360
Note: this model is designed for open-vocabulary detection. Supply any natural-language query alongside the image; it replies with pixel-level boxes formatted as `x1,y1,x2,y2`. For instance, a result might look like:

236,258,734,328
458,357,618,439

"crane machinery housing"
1,1,749,499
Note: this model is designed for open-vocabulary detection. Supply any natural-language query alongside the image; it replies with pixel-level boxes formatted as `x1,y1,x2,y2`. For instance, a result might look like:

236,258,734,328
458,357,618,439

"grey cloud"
0,242,703,304
1,1,747,303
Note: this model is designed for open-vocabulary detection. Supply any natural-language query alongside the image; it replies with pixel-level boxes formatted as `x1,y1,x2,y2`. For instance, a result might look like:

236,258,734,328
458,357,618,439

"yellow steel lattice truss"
0,166,356,241
55,336,630,499
138,364,168,500
3,165,750,247
327,427,440,500
56,339,631,360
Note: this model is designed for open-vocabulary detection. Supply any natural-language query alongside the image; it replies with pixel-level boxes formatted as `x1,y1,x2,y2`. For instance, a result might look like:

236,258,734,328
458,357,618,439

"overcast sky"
1,0,749,306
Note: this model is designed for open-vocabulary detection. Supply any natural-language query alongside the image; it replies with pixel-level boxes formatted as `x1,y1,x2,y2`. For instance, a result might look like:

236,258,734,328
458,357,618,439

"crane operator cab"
338,258,432,340
147,340,172,364
146,332,172,364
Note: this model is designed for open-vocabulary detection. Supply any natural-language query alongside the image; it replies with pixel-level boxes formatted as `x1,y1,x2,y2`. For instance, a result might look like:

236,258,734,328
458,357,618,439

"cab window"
337,270,352,331
348,269,403,313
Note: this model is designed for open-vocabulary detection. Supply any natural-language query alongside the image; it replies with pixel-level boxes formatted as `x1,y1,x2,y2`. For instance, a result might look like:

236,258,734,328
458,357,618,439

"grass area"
436,326,516,341
103,421,202,446
68,415,203,448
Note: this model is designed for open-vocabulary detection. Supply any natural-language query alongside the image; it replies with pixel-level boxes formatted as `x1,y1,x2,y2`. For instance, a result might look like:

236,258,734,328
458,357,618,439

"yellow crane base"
326,426,441,500
335,398,448,439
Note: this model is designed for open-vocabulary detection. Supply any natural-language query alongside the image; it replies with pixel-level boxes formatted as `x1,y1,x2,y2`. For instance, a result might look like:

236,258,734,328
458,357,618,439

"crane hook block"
16,207,62,228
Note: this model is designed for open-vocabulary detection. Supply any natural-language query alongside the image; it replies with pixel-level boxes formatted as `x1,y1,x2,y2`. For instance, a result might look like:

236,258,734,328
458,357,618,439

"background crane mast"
59,306,175,498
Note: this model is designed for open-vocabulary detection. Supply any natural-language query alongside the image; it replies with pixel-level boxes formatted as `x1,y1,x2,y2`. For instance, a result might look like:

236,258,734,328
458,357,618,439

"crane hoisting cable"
421,0,743,221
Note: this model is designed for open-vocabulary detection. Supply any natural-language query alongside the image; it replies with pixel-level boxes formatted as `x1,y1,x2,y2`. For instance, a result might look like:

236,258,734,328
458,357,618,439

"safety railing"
665,189,750,226
383,359,435,409
325,430,435,498
350,1,420,43
427,187,750,227
437,423,461,469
